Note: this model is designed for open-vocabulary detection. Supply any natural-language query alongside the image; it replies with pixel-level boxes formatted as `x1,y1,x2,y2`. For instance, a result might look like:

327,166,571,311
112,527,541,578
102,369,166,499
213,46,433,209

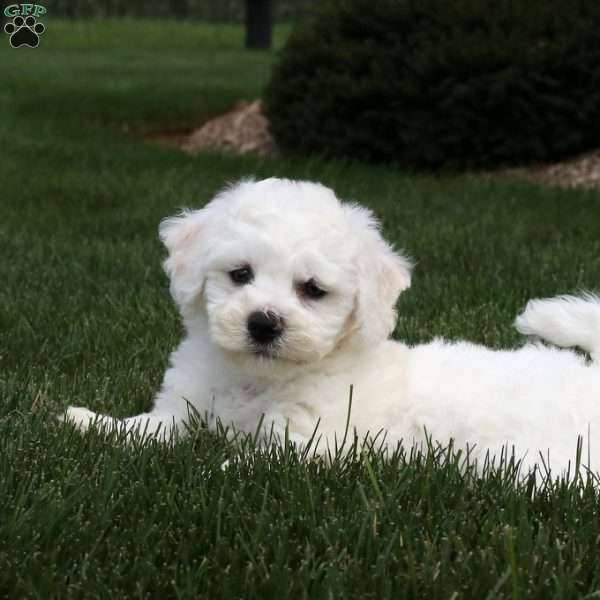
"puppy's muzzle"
247,310,284,345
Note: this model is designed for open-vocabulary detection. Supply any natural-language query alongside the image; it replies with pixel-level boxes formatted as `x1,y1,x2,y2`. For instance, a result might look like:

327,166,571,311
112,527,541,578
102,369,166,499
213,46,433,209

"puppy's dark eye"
229,265,253,285
299,279,327,300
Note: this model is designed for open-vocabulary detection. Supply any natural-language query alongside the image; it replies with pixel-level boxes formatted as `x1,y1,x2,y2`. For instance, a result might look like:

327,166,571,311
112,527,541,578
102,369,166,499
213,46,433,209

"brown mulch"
142,100,600,189
182,99,276,157
501,150,600,190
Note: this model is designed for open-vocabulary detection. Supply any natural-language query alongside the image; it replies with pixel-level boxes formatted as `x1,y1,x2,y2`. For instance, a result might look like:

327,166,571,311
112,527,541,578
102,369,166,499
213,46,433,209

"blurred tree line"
48,0,314,22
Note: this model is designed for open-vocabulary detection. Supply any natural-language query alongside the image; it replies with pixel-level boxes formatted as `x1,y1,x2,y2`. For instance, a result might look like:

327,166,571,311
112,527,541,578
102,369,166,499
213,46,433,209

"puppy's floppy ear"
159,208,207,310
343,204,412,346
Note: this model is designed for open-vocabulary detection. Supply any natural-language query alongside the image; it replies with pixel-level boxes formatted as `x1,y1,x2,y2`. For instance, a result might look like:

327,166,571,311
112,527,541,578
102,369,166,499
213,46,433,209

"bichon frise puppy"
65,178,600,475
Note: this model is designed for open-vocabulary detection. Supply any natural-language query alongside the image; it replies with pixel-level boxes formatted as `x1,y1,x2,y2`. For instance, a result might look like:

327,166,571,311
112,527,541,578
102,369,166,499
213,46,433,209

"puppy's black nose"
247,311,283,344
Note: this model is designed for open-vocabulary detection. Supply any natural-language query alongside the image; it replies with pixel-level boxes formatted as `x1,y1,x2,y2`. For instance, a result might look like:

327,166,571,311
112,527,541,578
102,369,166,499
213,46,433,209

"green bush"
265,0,600,169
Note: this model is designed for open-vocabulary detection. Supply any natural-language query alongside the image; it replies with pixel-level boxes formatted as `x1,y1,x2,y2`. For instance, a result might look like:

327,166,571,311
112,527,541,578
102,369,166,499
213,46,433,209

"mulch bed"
142,100,600,190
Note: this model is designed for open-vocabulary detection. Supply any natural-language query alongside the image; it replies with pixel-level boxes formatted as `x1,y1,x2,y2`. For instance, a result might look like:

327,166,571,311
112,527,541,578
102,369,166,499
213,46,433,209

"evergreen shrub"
265,0,600,169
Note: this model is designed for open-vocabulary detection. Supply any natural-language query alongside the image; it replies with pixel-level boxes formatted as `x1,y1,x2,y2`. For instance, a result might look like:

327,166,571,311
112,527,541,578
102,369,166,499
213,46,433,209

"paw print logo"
4,15,45,48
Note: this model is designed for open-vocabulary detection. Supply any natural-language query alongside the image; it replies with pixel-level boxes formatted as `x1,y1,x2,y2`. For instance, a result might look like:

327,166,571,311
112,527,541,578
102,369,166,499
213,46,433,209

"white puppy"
66,178,600,476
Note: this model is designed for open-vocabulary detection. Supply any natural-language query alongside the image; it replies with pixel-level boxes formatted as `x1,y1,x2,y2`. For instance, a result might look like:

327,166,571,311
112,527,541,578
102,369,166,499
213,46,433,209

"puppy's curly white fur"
65,178,600,476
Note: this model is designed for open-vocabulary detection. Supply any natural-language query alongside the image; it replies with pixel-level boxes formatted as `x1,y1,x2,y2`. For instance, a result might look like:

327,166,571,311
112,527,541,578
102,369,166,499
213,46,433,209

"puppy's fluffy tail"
515,293,600,362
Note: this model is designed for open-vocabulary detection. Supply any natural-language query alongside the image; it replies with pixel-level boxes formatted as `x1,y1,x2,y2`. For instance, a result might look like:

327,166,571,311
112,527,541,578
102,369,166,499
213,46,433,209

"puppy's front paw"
62,406,99,432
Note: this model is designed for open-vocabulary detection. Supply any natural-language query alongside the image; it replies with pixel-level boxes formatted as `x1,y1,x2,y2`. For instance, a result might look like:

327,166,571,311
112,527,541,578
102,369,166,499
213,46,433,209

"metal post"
245,0,272,49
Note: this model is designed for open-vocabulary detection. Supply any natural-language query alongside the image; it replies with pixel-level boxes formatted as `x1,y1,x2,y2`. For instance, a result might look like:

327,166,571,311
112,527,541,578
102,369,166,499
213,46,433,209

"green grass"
3,18,600,599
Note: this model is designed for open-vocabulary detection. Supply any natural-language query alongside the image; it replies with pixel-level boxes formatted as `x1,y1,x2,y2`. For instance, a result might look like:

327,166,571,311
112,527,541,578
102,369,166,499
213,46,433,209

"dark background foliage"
45,0,314,22
265,0,600,169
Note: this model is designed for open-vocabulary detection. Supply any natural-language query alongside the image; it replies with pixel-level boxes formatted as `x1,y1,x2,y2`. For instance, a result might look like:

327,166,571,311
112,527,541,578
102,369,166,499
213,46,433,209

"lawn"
3,18,600,599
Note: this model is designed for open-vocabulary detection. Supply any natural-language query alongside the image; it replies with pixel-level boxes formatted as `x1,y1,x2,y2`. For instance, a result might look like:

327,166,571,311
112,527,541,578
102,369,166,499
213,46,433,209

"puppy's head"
160,178,411,370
